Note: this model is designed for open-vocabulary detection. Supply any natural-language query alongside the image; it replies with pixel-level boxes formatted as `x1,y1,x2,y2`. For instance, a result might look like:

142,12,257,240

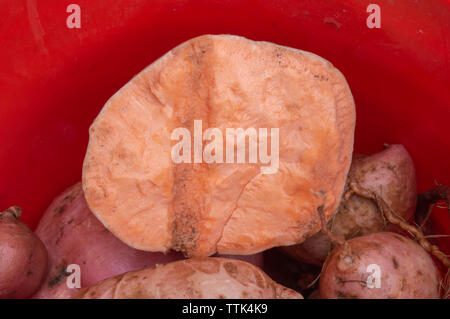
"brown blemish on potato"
184,287,202,298
336,291,358,299
223,262,260,287
368,241,382,249
53,193,77,217
241,291,250,298
57,205,66,215
55,225,66,245
392,257,399,269
336,276,345,285
129,287,154,299
63,194,77,203
48,263,69,287
312,74,329,81
223,262,238,275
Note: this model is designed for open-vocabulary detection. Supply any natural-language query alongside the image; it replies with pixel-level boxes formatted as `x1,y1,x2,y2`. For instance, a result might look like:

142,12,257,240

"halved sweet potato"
82,34,355,257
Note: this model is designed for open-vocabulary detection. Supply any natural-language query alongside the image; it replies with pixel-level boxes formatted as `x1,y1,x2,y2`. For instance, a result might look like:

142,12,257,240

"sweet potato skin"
282,144,417,266
74,257,302,299
0,209,47,298
319,232,440,299
32,183,183,299
347,144,417,223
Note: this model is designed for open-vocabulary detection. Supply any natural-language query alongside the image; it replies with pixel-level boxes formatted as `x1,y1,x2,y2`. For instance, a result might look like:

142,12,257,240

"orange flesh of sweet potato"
82,34,355,257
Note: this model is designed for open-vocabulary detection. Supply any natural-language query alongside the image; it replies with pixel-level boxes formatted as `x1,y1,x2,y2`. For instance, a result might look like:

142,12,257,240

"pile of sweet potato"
1,35,448,299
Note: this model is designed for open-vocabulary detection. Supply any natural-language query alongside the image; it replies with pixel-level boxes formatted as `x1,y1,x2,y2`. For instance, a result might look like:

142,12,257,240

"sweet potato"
74,257,302,299
319,232,440,299
32,183,184,299
82,34,356,257
0,207,47,298
32,183,263,298
282,144,417,266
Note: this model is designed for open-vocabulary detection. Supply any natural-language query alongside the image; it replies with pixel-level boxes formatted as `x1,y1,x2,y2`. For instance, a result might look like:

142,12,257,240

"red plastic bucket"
1,0,449,253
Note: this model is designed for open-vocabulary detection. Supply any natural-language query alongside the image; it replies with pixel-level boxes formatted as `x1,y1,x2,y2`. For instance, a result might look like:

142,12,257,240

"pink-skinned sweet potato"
282,144,417,266
32,183,183,298
32,183,263,299
319,232,440,299
0,207,48,298
73,257,302,299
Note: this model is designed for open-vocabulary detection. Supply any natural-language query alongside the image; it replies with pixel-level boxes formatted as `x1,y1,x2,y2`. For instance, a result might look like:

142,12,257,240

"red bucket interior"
1,0,449,253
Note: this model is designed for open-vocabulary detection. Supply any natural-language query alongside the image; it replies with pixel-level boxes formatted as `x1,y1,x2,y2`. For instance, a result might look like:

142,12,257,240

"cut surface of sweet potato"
82,34,355,257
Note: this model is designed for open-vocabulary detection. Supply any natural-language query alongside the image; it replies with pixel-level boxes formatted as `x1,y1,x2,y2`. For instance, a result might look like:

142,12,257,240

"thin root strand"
349,182,450,269
310,189,346,246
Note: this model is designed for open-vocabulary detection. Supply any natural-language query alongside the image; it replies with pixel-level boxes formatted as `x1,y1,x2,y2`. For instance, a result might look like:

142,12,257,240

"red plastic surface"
0,1,449,252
